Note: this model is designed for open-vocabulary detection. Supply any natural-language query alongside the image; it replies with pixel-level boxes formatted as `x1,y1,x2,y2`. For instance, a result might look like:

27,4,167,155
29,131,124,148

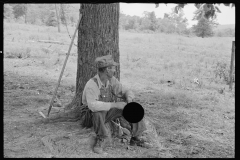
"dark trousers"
92,108,146,138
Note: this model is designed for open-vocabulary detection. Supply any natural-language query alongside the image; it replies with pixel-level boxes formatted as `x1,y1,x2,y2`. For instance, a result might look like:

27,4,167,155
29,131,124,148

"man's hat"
95,55,119,68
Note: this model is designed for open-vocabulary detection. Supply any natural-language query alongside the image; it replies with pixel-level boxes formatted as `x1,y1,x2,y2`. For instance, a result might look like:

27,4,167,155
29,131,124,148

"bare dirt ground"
4,57,234,158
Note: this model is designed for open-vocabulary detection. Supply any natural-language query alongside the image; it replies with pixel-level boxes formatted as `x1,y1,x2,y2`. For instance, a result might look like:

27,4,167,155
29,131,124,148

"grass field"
4,21,235,158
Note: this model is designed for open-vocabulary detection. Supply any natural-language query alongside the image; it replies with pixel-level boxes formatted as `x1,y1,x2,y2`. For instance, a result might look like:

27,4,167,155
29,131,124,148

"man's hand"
126,97,133,103
114,102,127,109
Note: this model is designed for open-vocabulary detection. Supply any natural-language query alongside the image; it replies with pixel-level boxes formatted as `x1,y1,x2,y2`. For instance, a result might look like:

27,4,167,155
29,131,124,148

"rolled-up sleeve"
84,80,114,112
110,77,135,100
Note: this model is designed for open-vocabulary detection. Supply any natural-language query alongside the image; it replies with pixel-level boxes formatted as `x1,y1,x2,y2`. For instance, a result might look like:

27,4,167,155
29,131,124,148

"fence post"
229,41,235,90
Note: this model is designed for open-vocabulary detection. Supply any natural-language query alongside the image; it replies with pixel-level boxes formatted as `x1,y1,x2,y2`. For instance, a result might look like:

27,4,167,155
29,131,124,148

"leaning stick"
39,111,47,118
47,14,82,117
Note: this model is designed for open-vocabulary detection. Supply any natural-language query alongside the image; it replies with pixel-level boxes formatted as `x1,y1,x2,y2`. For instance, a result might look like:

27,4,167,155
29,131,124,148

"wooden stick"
39,111,46,118
47,13,82,117
55,4,61,33
38,40,65,45
111,120,131,135
38,40,77,46
229,41,235,90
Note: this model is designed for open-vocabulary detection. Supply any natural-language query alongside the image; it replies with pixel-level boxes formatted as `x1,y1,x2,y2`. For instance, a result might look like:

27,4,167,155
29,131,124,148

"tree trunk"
55,4,61,33
45,3,120,122
25,14,27,24
24,4,27,24
66,3,120,110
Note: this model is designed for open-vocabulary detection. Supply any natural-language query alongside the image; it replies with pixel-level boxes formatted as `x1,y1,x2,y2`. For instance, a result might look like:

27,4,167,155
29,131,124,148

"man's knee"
92,111,106,119
108,108,123,115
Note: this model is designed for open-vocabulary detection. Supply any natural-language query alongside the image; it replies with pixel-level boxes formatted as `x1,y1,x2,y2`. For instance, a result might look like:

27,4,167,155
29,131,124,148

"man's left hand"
126,97,133,103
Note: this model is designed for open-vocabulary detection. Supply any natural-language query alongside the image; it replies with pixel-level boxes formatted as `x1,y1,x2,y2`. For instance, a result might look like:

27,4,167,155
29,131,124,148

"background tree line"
119,9,190,35
4,3,235,38
4,4,79,27
119,7,234,38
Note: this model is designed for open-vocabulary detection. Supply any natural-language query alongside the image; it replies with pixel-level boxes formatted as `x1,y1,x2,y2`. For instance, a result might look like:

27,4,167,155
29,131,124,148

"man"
81,54,149,154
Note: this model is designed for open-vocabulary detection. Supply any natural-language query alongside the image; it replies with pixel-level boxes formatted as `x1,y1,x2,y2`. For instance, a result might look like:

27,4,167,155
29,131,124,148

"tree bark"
66,3,120,110
45,3,120,122
55,4,61,33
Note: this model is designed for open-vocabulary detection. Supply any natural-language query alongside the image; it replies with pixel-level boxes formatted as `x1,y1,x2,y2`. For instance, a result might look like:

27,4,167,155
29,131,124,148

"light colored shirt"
82,74,135,112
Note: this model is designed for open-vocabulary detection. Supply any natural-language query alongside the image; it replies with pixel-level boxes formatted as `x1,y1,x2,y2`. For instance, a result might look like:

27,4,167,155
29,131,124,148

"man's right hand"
113,102,127,109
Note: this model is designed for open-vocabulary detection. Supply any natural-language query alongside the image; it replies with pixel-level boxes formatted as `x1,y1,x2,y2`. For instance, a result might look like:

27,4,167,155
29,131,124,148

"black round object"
122,102,144,123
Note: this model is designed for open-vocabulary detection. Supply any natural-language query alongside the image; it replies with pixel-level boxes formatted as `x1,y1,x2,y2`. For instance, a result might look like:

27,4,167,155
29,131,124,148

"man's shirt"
82,74,134,112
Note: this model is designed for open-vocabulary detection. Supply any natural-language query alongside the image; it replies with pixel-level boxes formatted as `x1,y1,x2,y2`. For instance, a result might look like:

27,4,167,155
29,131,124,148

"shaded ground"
4,58,234,158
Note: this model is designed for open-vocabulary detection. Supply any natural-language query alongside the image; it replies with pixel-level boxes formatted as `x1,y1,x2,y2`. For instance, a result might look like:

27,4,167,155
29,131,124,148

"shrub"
5,48,31,59
46,11,58,27
4,4,14,19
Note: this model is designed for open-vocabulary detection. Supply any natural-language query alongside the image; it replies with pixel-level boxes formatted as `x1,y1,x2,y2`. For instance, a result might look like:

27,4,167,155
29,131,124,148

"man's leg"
92,108,149,154
130,119,147,137
129,119,152,148
105,108,147,138
92,111,109,154
105,108,123,123
92,109,125,154
105,108,150,148
92,111,108,138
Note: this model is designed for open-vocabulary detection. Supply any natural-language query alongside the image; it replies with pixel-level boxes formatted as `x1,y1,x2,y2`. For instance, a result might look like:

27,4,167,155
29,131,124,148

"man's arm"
85,86,112,112
110,77,135,103
85,81,126,112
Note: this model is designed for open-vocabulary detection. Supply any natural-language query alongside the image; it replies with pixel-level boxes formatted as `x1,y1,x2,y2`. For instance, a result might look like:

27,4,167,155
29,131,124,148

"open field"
4,21,235,158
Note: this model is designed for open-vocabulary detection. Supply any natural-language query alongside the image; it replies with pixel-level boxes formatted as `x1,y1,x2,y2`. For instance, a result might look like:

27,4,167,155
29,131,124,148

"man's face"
106,66,116,78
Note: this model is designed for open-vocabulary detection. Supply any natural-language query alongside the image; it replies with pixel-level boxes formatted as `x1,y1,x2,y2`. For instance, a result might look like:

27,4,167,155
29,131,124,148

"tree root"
41,98,83,123
64,94,82,111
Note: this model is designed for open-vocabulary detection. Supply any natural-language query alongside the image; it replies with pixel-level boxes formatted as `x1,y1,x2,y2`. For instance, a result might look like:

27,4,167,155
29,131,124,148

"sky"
120,3,235,28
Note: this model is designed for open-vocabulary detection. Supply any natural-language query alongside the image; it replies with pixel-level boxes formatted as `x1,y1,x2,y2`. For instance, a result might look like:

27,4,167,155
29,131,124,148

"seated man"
81,54,149,154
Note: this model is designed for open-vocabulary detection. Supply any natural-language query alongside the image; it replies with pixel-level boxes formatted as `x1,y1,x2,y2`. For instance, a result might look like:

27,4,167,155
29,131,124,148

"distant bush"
46,11,58,27
4,4,14,19
12,4,27,20
182,28,192,36
15,16,25,24
214,28,235,37
192,17,214,38
119,9,189,36
216,31,223,37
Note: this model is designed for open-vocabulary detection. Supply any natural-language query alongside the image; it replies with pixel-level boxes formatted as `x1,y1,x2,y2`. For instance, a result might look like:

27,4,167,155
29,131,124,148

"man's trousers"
92,108,146,138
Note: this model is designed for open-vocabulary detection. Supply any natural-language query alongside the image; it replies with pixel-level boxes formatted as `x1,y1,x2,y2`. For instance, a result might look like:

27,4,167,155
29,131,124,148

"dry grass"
4,21,235,158
119,31,235,91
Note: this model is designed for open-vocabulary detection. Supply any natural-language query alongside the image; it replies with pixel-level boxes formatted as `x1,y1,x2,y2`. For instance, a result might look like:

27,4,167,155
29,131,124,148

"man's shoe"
93,136,107,154
130,136,153,148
